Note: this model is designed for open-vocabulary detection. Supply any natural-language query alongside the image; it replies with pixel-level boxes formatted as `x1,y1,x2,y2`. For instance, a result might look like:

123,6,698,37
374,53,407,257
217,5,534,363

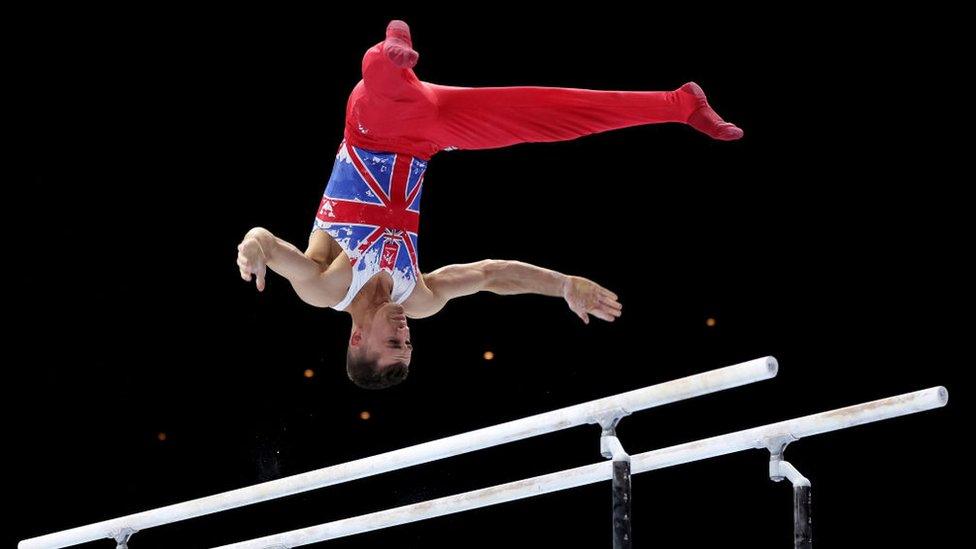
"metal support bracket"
763,434,813,548
763,434,810,487
594,409,632,549
112,528,136,549
589,407,631,429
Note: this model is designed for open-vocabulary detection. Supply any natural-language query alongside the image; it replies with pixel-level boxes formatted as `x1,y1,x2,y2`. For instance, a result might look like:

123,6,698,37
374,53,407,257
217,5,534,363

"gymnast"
236,20,742,389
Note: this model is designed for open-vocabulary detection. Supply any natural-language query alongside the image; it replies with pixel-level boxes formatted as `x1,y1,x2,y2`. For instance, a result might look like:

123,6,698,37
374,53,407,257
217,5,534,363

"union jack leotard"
313,142,426,310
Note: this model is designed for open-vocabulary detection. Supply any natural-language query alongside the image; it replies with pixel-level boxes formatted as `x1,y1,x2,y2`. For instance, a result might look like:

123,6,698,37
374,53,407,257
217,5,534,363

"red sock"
679,82,743,141
384,20,419,69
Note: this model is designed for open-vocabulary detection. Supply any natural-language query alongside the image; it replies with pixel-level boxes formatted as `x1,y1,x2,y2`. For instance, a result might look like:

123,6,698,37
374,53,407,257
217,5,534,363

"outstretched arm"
407,260,622,324
236,228,345,308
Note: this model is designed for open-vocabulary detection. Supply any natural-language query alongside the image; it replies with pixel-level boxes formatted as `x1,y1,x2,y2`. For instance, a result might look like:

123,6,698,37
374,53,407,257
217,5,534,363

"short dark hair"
346,347,409,390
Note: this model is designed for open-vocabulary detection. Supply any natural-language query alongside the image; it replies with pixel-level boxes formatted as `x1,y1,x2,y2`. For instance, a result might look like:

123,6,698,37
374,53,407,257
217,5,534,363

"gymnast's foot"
385,20,419,69
678,82,743,141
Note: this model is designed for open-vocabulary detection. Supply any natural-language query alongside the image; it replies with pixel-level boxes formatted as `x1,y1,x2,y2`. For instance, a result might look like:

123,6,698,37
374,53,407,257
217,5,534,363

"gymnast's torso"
311,141,428,311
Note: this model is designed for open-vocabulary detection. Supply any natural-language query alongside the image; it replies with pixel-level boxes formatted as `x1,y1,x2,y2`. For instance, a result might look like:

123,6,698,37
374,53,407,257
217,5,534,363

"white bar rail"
213,386,947,549
19,356,778,549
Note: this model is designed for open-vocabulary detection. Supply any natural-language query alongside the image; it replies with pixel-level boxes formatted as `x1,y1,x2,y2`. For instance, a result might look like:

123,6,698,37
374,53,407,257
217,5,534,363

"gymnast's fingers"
255,264,267,292
601,288,619,301
600,303,622,318
591,309,615,322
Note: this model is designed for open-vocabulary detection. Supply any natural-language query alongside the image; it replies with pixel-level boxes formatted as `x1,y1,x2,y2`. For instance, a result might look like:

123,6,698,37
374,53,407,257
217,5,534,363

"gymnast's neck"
345,273,395,327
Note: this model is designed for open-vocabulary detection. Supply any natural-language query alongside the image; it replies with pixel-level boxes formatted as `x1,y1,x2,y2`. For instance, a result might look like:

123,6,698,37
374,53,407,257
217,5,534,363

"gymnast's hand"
562,276,622,324
237,234,269,292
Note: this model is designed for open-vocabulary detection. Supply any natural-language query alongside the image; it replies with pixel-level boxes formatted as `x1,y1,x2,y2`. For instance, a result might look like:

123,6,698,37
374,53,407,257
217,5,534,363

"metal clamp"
112,528,136,549
762,434,810,487
594,410,631,462
761,434,797,457
589,407,631,430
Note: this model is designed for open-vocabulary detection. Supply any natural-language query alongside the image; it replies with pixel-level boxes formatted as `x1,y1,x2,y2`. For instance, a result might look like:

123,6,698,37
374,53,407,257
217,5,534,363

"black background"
14,6,967,548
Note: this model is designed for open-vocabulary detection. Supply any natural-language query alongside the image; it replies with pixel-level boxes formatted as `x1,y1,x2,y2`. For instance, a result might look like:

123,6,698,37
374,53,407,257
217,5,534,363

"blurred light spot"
483,351,495,361
304,369,315,379
157,432,167,442
705,317,717,327
360,411,371,421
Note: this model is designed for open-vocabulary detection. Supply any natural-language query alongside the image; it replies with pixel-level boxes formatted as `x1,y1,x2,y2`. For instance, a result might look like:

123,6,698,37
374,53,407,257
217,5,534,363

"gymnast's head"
346,302,411,389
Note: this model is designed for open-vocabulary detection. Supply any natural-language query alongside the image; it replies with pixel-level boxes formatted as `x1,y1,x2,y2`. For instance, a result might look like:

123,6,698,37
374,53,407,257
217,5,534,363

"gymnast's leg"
356,20,742,152
424,80,743,152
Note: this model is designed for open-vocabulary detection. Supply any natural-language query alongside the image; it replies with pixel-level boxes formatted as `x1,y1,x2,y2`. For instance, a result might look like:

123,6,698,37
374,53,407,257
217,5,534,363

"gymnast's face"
365,302,413,366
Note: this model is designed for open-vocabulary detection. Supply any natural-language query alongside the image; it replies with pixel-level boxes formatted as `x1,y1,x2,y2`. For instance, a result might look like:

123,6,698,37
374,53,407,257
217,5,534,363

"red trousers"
343,32,698,160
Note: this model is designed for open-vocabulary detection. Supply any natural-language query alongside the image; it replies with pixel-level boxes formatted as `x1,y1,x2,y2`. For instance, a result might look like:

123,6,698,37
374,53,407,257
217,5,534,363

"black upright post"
600,416,632,549
612,458,632,549
794,484,813,549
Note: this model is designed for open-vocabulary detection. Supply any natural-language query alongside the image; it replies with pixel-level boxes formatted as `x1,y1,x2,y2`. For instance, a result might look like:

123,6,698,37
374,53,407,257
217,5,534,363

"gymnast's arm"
404,260,623,324
236,227,345,308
